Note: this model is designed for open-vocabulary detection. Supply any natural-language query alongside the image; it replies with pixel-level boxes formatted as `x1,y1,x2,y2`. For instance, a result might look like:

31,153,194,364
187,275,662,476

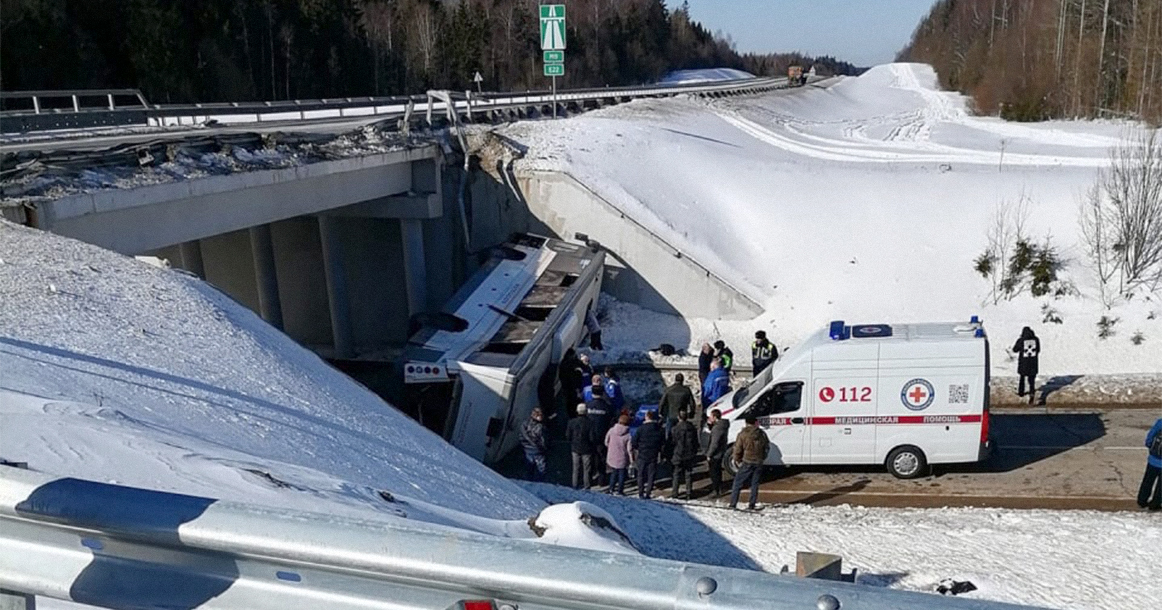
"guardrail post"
107,93,115,111
71,95,80,113
31,96,40,114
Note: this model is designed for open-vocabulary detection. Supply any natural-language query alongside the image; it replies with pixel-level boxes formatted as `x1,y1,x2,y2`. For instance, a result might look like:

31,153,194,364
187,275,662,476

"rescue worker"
1138,415,1162,511
659,373,697,439
713,340,734,372
702,358,731,410
1012,327,1041,405
669,409,699,500
605,414,633,495
705,408,730,497
582,373,603,402
751,330,777,376
558,348,585,408
632,410,665,499
566,404,597,489
586,385,613,486
603,367,625,413
729,414,770,510
698,343,714,385
519,408,547,482
586,308,604,351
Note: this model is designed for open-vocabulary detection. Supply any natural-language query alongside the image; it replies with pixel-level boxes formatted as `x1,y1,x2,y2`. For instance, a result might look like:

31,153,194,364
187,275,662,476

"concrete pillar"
178,240,205,278
248,224,284,330
317,216,354,359
401,218,428,318
0,589,34,610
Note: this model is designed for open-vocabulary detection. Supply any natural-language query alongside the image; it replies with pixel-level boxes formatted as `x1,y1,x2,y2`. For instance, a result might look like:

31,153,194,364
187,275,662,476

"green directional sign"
544,62,565,77
543,50,564,63
540,4,566,51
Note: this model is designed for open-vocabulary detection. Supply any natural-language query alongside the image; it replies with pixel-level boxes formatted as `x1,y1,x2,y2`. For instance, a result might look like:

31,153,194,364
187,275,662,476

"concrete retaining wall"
468,167,762,320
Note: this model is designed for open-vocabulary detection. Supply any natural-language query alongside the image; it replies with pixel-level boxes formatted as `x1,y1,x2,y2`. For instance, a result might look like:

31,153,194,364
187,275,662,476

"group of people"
520,329,782,508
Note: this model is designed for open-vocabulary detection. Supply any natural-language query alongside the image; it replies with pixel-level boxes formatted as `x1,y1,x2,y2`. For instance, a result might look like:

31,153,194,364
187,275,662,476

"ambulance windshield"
733,364,775,407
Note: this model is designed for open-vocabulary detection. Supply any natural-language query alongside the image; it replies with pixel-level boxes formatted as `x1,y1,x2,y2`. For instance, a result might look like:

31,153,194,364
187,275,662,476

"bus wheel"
886,445,927,479
722,445,737,477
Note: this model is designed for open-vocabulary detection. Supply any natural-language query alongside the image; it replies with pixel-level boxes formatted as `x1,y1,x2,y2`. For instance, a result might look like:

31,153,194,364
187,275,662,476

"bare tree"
976,194,1032,304
1080,129,1162,300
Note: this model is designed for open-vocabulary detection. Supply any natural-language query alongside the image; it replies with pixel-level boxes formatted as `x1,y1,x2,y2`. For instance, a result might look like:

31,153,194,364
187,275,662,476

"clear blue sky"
682,0,938,67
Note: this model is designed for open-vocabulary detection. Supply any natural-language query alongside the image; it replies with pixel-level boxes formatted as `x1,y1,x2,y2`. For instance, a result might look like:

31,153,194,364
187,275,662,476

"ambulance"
714,319,991,478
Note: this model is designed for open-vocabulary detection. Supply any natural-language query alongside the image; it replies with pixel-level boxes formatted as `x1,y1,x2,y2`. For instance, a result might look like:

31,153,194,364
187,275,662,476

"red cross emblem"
901,379,935,411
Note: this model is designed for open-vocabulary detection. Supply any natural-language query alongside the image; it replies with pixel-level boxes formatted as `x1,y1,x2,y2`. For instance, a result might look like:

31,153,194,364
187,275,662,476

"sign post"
473,71,484,94
539,4,566,118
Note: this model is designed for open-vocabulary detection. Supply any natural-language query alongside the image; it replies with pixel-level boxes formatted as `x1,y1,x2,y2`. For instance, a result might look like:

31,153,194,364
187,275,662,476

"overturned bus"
401,234,604,465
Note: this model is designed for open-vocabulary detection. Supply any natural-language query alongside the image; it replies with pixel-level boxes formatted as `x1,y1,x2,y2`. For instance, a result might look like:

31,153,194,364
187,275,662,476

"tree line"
899,0,1162,124
1,0,863,104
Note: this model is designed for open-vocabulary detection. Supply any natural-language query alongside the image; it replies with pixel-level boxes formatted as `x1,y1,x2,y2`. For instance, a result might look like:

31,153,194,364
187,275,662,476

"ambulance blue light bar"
971,315,981,324
828,320,850,341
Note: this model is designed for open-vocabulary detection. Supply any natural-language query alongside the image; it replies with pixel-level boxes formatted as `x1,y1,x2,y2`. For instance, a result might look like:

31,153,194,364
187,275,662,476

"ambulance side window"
749,382,803,417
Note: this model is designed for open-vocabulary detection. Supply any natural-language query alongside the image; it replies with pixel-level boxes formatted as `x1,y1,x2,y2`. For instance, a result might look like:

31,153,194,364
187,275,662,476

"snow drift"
502,63,1162,377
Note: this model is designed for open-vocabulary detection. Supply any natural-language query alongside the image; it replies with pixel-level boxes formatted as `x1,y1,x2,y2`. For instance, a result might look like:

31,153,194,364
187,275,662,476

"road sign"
543,50,564,63
473,71,484,83
540,4,566,51
544,63,565,77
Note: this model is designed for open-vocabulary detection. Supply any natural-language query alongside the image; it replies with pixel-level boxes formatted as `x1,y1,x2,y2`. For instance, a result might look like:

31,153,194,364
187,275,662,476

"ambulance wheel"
722,446,737,477
886,446,927,479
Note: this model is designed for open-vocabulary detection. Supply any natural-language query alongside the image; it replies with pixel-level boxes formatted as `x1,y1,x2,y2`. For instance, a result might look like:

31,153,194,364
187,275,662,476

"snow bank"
0,220,542,530
528,485,1161,610
660,68,755,85
502,63,1162,377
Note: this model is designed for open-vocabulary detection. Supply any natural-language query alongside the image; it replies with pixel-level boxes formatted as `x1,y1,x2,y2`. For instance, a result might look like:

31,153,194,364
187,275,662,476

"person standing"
729,414,770,510
603,367,625,413
586,386,613,486
582,373,603,402
1138,416,1162,511
713,340,734,372
751,330,777,376
705,408,730,497
1012,327,1041,405
702,359,731,411
605,414,633,495
659,373,697,439
698,343,714,386
632,411,665,499
519,408,547,482
586,308,604,351
669,409,699,500
566,404,597,489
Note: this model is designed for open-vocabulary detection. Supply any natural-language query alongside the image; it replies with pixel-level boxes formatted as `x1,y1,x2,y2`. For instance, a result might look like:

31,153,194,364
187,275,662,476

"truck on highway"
713,319,991,479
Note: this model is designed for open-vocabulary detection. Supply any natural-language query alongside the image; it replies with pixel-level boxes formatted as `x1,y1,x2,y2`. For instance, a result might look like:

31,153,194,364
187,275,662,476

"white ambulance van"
715,319,991,478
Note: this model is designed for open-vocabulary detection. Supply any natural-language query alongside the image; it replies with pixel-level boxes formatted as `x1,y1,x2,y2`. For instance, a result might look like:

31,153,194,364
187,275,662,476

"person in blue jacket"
702,358,731,409
1138,416,1162,511
603,367,625,413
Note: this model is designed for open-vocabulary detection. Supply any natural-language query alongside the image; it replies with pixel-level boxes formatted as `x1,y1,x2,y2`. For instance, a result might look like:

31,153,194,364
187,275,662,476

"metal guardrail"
0,77,792,134
0,466,1045,610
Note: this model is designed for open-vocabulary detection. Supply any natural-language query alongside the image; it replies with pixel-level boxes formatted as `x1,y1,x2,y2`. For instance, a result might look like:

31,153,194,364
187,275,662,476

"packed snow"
0,220,637,558
502,63,1162,378
660,68,756,85
530,484,1161,610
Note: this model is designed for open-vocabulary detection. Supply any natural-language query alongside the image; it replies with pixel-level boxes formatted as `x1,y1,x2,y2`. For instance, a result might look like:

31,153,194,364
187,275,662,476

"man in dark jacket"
1012,327,1041,405
1138,416,1162,511
713,340,734,372
519,408,547,482
705,408,730,497
586,386,613,486
729,414,770,510
632,410,665,499
698,343,714,386
566,404,598,489
751,330,777,376
659,373,697,439
669,409,699,500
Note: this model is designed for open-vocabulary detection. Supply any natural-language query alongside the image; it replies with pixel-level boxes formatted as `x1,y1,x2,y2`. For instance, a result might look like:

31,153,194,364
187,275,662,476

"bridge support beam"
317,216,354,360
248,224,284,330
401,218,428,319
178,240,205,278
